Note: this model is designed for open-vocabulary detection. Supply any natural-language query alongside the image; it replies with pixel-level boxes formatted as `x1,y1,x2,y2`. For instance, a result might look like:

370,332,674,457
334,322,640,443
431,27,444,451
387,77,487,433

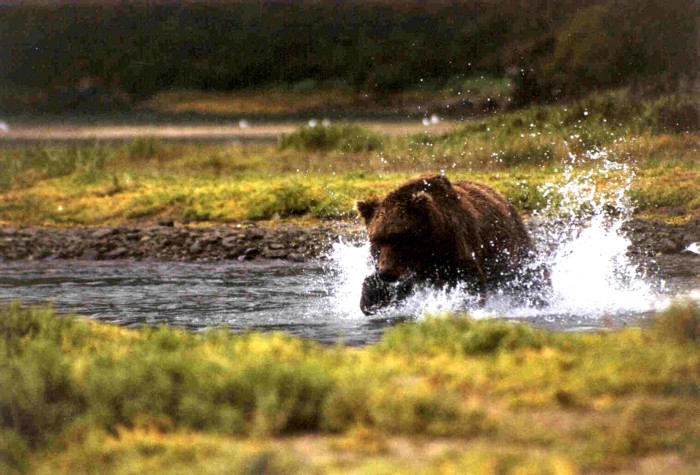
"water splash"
524,151,667,320
325,239,373,316
325,151,673,328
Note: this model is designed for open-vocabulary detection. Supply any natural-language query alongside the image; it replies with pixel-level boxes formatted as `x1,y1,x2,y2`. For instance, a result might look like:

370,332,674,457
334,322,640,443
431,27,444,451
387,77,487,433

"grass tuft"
279,124,384,152
245,182,320,220
0,144,109,192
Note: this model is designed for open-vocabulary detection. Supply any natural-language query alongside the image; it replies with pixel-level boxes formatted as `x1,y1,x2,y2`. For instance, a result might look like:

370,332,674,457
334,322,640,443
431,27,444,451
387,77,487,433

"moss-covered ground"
1,302,698,474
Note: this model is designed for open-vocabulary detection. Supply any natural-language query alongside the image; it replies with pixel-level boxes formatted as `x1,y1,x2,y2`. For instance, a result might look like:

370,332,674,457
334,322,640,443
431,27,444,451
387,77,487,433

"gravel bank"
0,218,698,263
0,222,365,263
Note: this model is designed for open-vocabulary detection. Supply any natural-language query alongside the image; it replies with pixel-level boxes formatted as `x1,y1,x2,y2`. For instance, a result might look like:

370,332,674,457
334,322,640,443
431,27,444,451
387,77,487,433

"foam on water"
324,153,680,326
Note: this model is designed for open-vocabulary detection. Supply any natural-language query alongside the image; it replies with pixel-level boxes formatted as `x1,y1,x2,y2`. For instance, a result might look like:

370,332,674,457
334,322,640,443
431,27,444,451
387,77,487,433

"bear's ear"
411,191,433,208
356,199,379,223
420,174,452,191
430,174,452,188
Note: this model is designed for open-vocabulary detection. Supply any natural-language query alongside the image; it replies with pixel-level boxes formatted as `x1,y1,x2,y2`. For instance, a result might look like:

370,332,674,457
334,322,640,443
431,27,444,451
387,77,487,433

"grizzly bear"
357,174,548,314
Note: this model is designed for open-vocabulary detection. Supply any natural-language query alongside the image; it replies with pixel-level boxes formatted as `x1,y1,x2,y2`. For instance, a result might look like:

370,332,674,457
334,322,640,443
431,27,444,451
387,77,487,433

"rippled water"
0,244,697,345
0,258,409,345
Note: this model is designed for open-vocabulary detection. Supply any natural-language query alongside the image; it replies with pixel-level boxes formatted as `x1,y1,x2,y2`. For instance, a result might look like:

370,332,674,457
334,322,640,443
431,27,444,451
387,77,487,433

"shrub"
643,95,700,133
539,1,698,98
0,429,29,474
3,302,700,473
0,157,21,191
322,370,486,436
561,93,643,127
233,361,333,435
279,125,384,152
0,144,110,190
321,374,374,431
367,380,486,436
0,340,84,448
68,326,334,437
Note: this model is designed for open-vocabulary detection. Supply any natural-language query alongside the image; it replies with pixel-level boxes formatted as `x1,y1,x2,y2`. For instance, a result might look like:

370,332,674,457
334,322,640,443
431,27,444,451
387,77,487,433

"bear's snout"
377,264,401,282
376,245,407,282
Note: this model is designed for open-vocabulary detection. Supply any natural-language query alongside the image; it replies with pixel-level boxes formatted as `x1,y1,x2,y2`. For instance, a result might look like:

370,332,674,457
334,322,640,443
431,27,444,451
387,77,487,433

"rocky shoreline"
0,222,365,263
0,218,698,263
621,218,700,256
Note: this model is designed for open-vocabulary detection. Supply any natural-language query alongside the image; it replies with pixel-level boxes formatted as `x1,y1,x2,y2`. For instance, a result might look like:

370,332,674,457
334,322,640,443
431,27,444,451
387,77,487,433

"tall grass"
0,144,110,191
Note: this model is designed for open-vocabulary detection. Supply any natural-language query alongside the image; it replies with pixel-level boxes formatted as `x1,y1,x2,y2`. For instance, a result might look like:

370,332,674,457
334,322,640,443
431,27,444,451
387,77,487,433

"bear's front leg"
360,273,415,315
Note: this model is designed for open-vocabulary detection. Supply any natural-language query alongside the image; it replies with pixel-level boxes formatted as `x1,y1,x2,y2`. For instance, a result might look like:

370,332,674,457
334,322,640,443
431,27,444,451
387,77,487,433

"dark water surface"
0,260,386,345
0,255,697,346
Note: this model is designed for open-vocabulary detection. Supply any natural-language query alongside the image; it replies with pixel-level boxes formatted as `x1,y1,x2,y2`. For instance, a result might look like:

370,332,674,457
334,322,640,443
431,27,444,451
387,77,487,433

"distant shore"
0,120,459,146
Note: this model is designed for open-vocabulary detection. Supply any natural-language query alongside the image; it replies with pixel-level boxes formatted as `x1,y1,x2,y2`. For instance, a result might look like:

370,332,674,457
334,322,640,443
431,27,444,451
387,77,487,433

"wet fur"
358,175,544,314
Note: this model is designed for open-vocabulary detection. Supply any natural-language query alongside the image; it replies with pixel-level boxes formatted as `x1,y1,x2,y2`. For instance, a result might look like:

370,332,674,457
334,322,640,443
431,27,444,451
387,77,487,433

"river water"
1,158,698,345
0,240,697,345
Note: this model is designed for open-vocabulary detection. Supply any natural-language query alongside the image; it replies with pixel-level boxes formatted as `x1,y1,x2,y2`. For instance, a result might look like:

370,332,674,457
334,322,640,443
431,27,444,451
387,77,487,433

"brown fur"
357,175,536,302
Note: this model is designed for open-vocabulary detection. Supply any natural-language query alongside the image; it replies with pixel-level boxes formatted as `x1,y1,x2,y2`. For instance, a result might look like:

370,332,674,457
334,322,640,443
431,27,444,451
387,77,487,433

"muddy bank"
0,218,698,263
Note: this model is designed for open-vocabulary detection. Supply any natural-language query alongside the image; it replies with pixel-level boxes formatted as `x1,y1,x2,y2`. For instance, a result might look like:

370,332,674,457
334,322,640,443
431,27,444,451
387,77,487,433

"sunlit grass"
0,92,698,226
1,302,698,473
0,142,696,226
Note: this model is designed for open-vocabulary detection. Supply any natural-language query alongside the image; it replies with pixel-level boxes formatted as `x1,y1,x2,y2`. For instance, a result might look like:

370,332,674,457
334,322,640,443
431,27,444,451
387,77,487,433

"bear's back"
452,180,532,270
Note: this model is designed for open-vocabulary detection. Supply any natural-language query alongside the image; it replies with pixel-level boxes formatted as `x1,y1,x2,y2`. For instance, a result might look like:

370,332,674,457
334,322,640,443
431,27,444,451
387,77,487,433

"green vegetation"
1,92,697,225
279,124,384,153
1,302,698,473
1,1,695,107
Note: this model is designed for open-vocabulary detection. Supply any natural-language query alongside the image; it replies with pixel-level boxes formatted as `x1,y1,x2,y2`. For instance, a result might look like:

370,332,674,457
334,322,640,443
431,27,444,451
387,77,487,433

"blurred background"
1,0,697,117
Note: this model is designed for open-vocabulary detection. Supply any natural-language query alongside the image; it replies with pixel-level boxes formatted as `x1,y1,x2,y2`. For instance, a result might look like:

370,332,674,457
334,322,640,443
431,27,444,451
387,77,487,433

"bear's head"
357,174,455,283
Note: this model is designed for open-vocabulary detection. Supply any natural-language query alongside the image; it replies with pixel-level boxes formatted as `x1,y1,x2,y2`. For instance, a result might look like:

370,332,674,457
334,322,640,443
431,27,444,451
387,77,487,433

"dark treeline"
1,0,696,100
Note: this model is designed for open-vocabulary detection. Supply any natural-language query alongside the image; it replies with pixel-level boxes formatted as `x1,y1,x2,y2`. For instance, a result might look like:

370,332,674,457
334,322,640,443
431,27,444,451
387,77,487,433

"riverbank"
1,302,698,474
0,218,698,264
0,221,361,262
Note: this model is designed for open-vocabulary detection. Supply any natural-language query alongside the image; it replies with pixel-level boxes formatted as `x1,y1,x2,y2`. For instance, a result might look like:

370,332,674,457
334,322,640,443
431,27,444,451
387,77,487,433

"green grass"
279,124,384,153
401,92,698,167
0,92,698,226
1,302,698,473
0,149,696,225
